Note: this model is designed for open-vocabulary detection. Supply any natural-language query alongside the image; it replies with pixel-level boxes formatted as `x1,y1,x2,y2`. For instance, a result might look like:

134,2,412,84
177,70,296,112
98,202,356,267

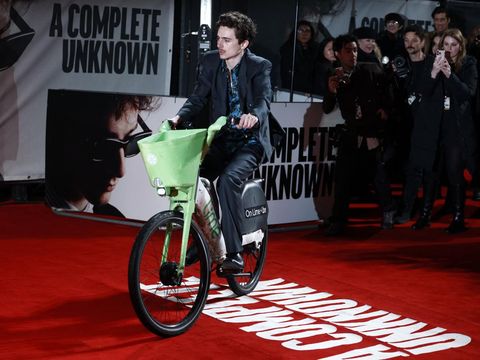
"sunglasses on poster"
0,7,35,71
90,115,152,162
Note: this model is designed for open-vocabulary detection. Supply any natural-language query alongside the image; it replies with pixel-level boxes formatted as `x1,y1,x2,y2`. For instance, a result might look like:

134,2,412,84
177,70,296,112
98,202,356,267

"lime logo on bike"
146,154,158,165
245,205,267,218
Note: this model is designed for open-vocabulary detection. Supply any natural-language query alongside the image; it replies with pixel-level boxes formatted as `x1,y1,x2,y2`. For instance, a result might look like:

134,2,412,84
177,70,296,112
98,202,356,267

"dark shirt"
222,59,257,152
408,59,427,98
357,48,380,65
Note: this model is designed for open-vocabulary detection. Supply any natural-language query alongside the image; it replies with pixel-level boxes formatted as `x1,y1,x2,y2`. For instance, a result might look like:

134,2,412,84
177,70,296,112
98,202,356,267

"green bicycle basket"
138,128,207,187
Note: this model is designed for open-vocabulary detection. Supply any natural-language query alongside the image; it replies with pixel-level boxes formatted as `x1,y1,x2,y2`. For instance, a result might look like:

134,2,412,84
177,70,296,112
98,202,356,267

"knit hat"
385,13,404,27
352,26,377,40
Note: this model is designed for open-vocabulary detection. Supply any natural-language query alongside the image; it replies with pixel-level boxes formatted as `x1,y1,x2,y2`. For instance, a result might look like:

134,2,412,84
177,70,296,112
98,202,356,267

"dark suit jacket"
177,49,274,160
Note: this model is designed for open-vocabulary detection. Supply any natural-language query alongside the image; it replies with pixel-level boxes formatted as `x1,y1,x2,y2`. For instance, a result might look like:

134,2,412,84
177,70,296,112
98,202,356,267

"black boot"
411,214,430,230
382,209,395,229
431,187,453,220
395,168,422,224
411,181,436,230
446,184,467,234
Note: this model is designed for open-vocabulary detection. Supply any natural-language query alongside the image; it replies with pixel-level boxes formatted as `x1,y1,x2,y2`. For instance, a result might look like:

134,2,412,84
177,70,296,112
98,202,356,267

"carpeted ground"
1,201,479,359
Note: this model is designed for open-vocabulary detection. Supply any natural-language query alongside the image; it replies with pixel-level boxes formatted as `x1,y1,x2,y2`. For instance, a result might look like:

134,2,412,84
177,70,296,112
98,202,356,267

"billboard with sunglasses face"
0,0,174,183
45,89,165,217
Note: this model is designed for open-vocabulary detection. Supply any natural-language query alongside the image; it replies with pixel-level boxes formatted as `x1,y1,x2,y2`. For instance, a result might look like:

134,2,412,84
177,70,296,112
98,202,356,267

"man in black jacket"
323,34,395,236
394,25,443,229
171,11,273,273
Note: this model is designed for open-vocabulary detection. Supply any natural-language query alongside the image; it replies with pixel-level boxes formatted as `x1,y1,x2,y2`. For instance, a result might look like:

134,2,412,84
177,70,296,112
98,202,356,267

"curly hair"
333,34,357,53
216,11,257,45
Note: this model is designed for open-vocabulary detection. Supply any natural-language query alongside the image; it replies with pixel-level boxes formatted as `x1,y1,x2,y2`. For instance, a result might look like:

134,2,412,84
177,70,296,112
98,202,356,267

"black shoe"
217,252,244,275
381,210,395,230
185,244,199,266
446,219,467,234
325,222,345,237
411,216,430,230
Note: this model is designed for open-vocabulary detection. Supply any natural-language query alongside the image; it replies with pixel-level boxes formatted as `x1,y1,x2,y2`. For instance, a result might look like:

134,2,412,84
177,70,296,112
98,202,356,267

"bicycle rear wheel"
128,211,210,337
227,226,268,296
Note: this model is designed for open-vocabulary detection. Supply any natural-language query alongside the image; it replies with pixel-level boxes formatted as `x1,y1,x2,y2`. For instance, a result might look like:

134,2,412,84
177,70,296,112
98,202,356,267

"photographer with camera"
323,34,395,236
394,25,444,229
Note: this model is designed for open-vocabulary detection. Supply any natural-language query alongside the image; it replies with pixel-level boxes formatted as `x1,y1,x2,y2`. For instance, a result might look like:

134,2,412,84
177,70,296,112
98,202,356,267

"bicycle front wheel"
128,211,210,337
227,226,268,296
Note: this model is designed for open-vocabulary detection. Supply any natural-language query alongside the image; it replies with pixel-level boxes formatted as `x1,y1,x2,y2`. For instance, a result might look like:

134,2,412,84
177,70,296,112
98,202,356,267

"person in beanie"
378,12,407,61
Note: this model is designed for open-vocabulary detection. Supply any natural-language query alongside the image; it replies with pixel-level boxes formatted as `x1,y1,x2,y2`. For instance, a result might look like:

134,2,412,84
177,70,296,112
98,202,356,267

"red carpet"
1,201,479,359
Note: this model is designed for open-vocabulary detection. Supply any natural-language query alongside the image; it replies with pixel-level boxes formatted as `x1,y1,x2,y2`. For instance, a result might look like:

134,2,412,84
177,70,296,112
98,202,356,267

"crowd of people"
308,6,480,236
44,8,479,255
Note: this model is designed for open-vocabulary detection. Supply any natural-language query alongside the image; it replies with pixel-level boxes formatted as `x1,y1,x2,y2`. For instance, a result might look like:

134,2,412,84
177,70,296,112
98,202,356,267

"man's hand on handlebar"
167,115,180,129
236,113,258,129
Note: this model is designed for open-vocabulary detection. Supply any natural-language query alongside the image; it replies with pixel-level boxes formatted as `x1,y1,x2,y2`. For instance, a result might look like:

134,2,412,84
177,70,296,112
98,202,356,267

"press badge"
444,96,450,110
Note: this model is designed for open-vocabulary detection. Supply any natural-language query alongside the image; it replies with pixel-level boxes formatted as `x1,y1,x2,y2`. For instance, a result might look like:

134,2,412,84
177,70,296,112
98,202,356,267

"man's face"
79,105,139,206
404,32,424,57
216,25,247,64
335,41,357,70
433,12,449,33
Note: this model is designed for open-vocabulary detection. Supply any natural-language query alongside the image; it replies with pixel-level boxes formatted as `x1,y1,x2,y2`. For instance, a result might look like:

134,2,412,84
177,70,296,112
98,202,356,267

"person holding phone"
432,28,478,233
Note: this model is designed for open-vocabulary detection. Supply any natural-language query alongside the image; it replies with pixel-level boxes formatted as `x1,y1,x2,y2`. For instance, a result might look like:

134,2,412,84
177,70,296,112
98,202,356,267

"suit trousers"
200,138,264,254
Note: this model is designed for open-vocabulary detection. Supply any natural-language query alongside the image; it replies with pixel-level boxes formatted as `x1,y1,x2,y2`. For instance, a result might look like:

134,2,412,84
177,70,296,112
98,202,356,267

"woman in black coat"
279,20,320,94
433,28,478,233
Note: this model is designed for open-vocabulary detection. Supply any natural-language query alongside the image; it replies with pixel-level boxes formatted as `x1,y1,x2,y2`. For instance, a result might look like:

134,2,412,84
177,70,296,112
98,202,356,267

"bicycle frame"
141,117,228,277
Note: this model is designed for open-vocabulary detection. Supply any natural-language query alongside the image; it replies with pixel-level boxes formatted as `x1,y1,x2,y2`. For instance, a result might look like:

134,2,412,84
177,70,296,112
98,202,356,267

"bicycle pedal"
216,268,250,278
228,272,252,277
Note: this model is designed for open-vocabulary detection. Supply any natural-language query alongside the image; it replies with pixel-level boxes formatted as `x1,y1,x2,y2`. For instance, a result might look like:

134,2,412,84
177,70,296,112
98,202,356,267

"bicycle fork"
161,183,198,281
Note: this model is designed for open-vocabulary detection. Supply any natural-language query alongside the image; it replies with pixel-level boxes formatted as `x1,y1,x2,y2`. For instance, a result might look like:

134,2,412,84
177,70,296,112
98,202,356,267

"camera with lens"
382,55,410,79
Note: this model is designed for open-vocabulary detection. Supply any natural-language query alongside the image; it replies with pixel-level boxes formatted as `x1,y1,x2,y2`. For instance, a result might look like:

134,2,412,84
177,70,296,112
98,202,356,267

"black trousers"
331,133,394,223
200,138,264,254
